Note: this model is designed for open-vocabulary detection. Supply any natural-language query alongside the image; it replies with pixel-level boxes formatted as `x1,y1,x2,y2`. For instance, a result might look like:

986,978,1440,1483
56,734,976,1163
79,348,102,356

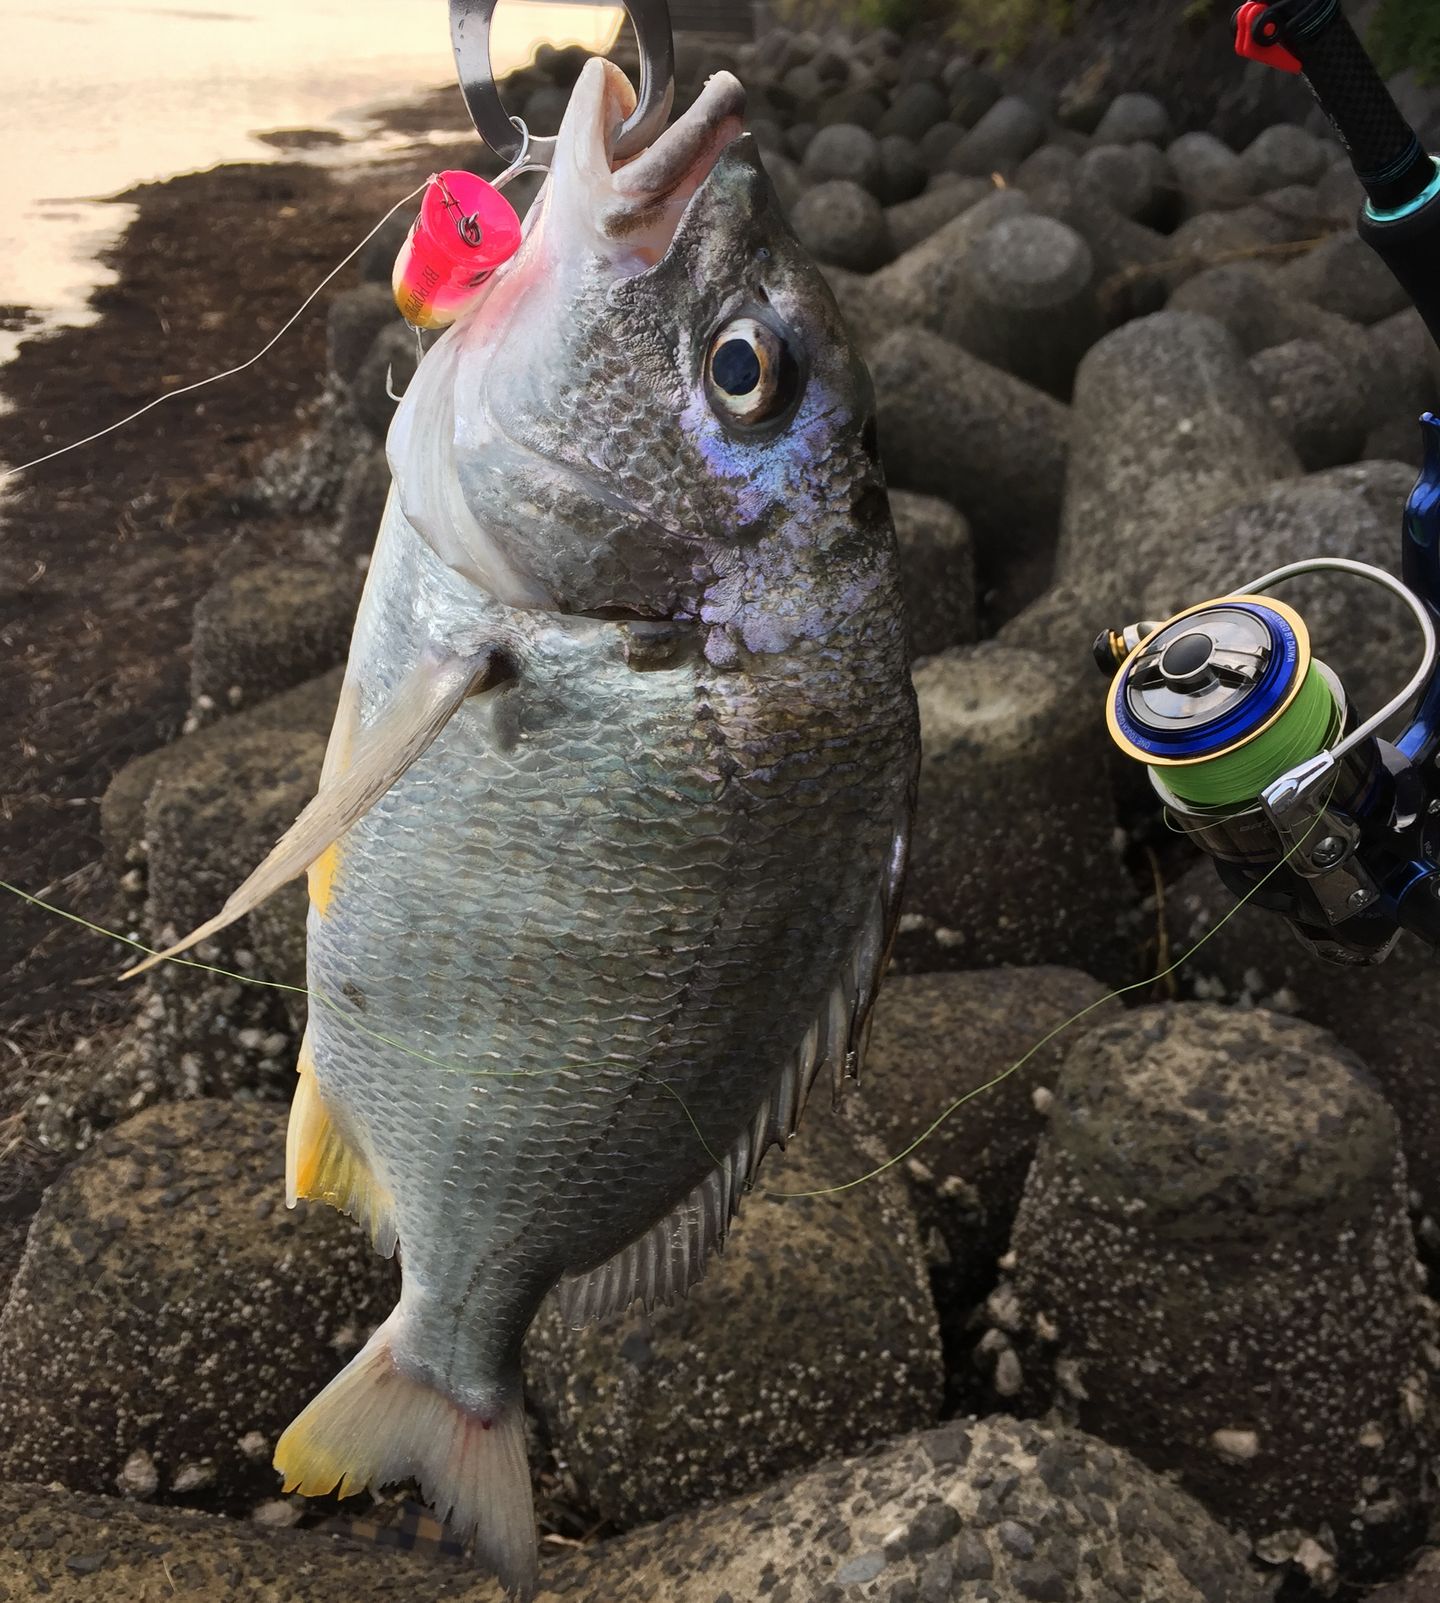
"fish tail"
274,1318,537,1596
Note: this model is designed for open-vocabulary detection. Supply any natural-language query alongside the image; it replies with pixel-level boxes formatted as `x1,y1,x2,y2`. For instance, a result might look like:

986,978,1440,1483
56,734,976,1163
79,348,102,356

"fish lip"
608,69,747,202
558,60,746,265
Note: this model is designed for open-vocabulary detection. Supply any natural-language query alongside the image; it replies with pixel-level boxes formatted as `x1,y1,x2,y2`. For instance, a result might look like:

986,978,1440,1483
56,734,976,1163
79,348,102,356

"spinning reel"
1098,425,1440,963
1098,1,1440,964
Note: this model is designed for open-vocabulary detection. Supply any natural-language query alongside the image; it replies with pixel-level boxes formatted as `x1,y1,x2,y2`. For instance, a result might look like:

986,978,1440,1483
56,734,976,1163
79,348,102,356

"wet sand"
0,107,482,1049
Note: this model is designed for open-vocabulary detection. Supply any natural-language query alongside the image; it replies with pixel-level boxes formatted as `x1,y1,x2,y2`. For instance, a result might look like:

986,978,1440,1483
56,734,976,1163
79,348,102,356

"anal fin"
287,1031,398,1257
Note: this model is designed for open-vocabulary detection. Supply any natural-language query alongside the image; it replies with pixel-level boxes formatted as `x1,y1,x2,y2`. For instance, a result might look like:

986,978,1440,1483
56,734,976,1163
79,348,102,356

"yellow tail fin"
275,1323,537,1596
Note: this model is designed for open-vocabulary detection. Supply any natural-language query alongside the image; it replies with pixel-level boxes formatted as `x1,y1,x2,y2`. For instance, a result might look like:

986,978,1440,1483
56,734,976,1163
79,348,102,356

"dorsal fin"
553,811,909,1328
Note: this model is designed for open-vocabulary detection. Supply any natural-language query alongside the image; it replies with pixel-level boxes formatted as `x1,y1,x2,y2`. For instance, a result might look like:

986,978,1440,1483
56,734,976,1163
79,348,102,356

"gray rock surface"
845,967,1117,1407
330,447,390,555
949,94,1045,177
993,1004,1439,1577
802,122,881,193
1168,263,1377,373
188,562,363,726
0,1101,395,1512
0,1483,486,1603
325,285,398,389
890,488,977,657
1365,307,1440,461
0,1126,63,1309
874,132,926,205
135,671,340,1100
1133,462,1416,720
876,79,948,142
872,327,1068,621
1239,121,1330,191
1166,860,1440,1251
251,394,372,522
1022,175,1170,325
1052,312,1299,621
785,118,817,160
1365,1550,1440,1603
900,644,1131,977
526,1115,943,1527
759,148,805,213
818,264,897,359
816,88,885,132
1014,142,1081,191
1168,130,1252,216
540,1413,1278,1603
1276,231,1414,327
883,174,989,252
1316,158,1365,225
0,1413,1276,1603
354,211,410,285
1164,204,1297,289
1093,91,1171,146
917,118,965,172
945,62,1003,127
99,667,339,886
1249,337,1367,471
790,178,891,271
1077,140,1174,228
945,213,1100,398
867,186,1032,331
352,323,418,439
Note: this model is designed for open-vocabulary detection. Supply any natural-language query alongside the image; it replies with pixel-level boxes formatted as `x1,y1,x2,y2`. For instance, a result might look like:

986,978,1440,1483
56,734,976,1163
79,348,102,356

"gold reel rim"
1105,595,1313,768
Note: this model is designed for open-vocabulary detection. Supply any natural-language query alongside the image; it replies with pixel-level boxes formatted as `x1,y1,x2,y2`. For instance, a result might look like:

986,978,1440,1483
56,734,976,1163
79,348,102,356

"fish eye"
704,316,802,429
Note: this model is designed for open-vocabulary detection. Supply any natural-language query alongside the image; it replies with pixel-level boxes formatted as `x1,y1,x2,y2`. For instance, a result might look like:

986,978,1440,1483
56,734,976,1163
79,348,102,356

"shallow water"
0,0,621,363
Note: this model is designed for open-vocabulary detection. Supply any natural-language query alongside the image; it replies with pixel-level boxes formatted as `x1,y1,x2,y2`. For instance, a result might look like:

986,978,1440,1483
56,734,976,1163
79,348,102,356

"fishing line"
0,878,722,1161
1163,662,1339,807
1,781,1325,1202
0,182,427,483
765,793,1334,1201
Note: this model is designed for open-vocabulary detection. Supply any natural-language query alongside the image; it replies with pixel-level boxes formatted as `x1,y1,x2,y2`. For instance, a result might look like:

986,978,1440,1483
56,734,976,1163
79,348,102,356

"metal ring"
451,0,675,166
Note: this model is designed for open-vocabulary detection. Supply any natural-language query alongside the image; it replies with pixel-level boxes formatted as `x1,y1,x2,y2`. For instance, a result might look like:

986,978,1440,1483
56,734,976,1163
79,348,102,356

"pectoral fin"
123,645,514,978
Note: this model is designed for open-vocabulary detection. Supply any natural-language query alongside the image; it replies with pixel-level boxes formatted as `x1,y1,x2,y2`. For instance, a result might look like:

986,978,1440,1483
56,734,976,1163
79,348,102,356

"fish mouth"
555,57,747,267
388,64,749,617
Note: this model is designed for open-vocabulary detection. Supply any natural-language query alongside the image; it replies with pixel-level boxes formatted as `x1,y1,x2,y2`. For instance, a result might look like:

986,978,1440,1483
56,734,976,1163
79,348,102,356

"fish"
134,55,918,1596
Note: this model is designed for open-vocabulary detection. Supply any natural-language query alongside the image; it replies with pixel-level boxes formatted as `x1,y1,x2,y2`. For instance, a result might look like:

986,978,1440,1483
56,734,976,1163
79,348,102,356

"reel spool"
1105,596,1345,833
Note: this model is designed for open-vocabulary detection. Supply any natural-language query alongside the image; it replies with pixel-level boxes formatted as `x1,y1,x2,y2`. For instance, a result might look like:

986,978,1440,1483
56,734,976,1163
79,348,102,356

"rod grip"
1285,0,1428,208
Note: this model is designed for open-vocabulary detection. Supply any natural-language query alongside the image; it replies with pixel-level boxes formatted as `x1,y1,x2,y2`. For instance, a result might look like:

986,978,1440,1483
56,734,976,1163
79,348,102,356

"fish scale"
308,485,909,1338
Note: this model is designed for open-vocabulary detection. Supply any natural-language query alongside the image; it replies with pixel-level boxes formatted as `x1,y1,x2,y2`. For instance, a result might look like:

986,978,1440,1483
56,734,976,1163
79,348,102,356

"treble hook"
449,0,676,168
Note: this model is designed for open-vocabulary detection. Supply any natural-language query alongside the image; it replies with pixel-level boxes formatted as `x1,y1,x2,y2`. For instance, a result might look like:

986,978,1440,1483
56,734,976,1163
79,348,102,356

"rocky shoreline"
4,16,1440,1603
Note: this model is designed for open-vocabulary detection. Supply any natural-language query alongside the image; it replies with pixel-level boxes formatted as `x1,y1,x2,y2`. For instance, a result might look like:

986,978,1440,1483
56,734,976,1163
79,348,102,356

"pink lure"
392,170,522,330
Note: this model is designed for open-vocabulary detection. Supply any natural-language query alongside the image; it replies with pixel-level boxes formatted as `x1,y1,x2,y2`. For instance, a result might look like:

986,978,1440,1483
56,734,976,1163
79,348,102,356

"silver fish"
140,58,917,1595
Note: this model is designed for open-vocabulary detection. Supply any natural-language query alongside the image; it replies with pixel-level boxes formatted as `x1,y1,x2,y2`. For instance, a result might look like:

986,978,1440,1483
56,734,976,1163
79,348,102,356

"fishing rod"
1096,0,1440,964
